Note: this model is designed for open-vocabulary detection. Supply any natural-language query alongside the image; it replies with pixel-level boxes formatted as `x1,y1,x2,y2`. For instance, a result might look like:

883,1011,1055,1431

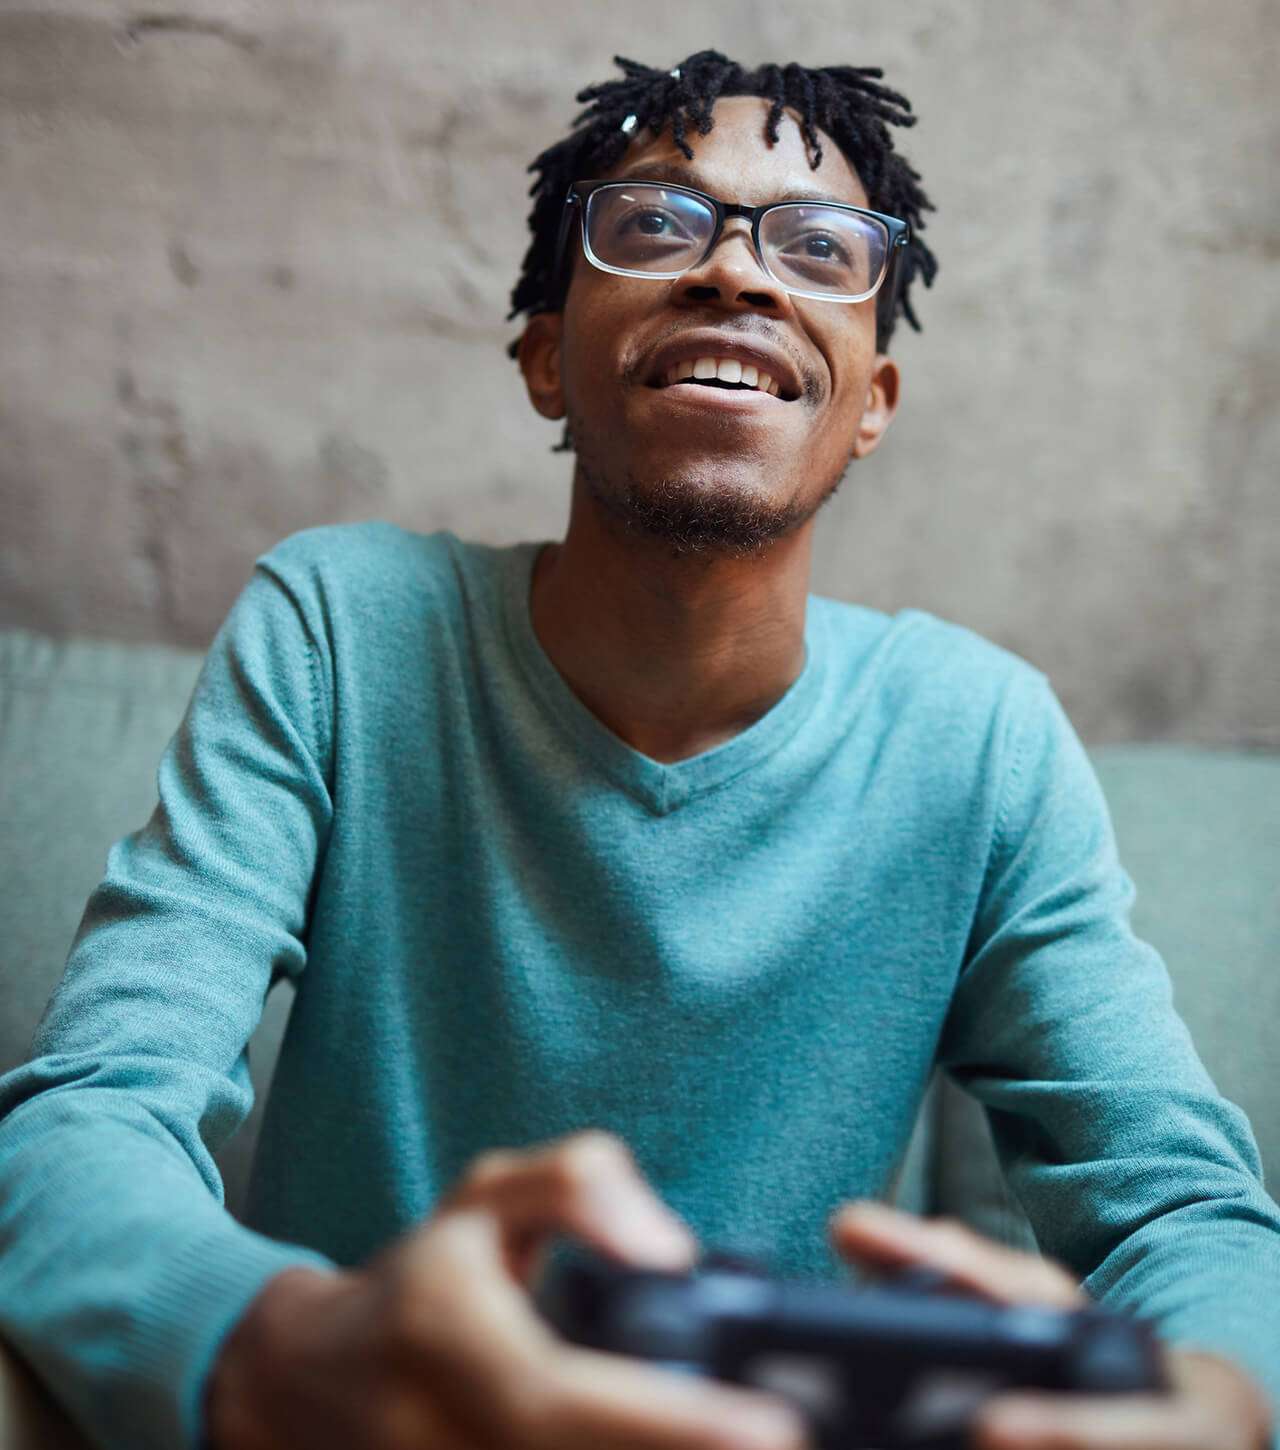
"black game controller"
533,1244,1169,1450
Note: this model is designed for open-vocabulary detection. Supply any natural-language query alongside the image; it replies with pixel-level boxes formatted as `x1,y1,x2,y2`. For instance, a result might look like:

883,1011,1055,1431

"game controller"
533,1244,1169,1450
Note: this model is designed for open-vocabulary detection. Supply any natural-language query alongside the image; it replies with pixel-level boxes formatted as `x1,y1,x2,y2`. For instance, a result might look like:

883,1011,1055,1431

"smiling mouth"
645,356,799,402
650,379,786,404
665,377,762,392
646,375,796,406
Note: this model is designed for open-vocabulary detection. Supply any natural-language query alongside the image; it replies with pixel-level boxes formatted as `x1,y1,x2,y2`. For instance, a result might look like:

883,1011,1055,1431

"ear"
851,353,901,459
516,311,566,421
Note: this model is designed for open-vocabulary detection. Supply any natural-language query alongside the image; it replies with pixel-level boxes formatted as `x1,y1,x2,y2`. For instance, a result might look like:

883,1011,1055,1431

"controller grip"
534,1244,1168,1448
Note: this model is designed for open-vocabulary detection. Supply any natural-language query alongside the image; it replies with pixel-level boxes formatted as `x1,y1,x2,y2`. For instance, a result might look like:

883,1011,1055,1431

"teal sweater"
0,523,1276,1450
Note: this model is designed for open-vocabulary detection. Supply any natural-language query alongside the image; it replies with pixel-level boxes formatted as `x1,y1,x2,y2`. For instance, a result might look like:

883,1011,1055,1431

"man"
0,49,1275,1450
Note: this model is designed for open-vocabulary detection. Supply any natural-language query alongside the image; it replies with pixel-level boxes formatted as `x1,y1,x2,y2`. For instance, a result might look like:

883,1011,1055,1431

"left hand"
828,1200,1275,1450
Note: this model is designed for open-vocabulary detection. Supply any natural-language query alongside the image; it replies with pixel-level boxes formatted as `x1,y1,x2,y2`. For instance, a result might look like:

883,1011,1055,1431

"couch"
1,624,1276,1447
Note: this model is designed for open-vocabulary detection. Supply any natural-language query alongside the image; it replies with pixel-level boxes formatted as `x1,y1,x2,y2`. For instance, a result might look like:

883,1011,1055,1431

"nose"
671,219,790,314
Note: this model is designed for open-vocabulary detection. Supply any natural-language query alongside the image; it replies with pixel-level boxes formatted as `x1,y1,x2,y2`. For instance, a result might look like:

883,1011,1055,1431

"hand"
829,1200,1275,1450
207,1129,808,1450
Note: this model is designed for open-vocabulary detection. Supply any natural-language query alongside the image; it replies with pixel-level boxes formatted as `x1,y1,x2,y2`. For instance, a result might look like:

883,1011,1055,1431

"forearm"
1081,1206,1280,1446
0,1092,336,1450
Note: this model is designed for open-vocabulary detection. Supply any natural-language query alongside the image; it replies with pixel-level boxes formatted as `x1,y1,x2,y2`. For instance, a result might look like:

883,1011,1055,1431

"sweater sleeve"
0,551,341,1450
936,669,1280,1441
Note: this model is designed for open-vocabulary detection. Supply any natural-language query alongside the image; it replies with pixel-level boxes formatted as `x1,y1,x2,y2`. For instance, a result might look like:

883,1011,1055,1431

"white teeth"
660,356,784,396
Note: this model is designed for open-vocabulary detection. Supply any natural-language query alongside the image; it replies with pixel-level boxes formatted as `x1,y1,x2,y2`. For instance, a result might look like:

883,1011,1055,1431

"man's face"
523,93,899,556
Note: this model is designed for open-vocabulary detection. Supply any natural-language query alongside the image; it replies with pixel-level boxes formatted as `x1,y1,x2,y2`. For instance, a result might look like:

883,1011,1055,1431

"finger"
442,1129,700,1272
971,1392,1205,1450
542,1342,810,1450
423,1215,808,1450
829,1201,1083,1308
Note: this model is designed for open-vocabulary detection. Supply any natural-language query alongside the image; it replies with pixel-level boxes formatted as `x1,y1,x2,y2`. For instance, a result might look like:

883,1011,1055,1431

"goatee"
572,433,847,560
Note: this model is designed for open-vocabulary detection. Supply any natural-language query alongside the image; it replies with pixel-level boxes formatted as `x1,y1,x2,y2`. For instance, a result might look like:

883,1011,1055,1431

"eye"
790,231,851,264
623,208,688,238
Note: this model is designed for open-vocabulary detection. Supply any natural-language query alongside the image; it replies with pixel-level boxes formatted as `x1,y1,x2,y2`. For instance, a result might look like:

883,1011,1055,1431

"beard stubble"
567,403,853,560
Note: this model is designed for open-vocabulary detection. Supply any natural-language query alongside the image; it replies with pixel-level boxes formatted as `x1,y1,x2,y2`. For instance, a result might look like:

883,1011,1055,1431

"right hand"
206,1128,810,1450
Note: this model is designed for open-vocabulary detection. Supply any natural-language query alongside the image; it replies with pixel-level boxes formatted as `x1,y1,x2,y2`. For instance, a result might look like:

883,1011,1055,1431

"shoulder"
814,602,1093,854
813,596,1052,737
864,609,1095,831
248,522,513,634
241,523,525,705
886,604,1045,690
254,520,457,599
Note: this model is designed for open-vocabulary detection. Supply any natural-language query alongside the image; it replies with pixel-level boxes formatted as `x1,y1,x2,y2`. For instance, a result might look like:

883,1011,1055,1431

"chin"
585,465,811,558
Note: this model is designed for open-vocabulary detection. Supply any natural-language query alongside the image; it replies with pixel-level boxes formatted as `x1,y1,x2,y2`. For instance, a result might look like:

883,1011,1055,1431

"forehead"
600,93,869,210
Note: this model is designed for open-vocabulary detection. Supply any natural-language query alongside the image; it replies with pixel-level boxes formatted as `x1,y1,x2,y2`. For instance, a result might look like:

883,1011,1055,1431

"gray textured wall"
1,0,1277,745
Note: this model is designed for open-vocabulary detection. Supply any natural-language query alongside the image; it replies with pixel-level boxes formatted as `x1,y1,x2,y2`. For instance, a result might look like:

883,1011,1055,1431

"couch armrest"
0,1337,93,1450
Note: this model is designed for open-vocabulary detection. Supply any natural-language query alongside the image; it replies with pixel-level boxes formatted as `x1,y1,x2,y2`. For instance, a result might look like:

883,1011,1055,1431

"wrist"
1172,1349,1276,1450
203,1266,356,1450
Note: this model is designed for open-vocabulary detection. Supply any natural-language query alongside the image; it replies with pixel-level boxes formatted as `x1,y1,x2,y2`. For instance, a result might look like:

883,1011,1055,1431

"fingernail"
979,1407,1049,1445
834,1200,899,1229
645,1224,699,1268
590,1184,698,1268
729,1404,807,1449
620,1209,698,1269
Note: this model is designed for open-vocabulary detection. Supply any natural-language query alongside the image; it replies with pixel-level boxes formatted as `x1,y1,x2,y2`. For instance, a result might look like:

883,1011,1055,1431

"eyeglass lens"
584,184,890,298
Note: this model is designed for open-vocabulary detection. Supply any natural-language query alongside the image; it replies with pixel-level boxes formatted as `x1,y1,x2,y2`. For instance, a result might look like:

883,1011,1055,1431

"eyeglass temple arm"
549,192,581,310
881,232,910,330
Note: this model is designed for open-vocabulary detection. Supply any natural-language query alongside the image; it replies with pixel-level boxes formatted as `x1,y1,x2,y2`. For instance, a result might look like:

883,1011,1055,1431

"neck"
529,473,814,764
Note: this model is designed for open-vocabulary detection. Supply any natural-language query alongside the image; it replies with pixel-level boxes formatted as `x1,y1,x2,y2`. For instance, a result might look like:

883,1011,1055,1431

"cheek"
808,363,878,465
831,332,881,418
791,301,877,409
559,295,625,403
806,359,874,450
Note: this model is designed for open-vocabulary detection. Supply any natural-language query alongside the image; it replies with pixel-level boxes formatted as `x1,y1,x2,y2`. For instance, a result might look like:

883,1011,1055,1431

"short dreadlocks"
507,49,938,388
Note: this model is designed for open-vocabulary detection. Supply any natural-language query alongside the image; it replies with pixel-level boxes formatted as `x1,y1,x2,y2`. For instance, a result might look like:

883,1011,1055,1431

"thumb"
829,1200,1083,1309
440,1130,700,1281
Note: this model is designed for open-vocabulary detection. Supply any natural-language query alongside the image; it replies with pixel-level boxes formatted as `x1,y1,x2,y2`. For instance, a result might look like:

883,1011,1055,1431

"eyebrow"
609,162,849,206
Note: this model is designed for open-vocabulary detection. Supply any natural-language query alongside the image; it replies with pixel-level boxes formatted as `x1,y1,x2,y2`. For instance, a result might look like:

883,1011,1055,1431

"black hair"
506,50,938,449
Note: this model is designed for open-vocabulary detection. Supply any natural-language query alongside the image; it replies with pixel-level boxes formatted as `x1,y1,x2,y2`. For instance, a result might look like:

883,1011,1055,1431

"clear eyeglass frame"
550,178,911,306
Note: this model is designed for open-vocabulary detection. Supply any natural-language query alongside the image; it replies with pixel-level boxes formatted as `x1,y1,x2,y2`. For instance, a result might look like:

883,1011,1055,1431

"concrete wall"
2,0,1277,746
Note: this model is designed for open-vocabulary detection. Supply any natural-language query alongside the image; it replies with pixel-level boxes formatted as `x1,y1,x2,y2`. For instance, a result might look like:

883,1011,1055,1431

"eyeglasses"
550,178,910,306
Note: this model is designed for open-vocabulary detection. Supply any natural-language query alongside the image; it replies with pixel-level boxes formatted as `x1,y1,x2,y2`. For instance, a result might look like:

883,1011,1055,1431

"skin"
829,1201,1275,1450
206,1129,1273,1450
517,94,899,763
513,95,1275,1448
196,97,1270,1450
207,1131,811,1450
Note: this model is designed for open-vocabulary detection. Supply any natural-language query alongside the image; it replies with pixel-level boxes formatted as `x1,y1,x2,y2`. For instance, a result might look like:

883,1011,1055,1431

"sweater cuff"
119,1226,337,1450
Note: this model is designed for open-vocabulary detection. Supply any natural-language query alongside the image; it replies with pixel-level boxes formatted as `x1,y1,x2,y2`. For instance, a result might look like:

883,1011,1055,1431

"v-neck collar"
499,540,826,816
